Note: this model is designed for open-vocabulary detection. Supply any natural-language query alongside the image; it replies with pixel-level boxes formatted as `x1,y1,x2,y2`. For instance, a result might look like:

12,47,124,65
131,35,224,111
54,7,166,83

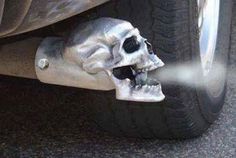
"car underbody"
0,0,109,37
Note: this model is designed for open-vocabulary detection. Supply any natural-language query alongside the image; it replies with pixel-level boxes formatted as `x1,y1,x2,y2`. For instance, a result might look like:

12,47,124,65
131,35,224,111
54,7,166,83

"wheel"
84,0,233,139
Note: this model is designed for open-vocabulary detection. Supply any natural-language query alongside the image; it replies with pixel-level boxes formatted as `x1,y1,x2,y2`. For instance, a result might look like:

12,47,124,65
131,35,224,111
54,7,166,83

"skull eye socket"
123,36,140,54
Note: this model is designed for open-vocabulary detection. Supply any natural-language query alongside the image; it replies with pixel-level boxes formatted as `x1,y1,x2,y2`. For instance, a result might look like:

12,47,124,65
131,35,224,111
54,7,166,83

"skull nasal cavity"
123,36,140,54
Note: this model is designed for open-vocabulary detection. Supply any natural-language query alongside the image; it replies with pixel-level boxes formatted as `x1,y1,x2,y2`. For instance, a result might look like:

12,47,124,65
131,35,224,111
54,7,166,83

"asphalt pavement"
0,5,236,158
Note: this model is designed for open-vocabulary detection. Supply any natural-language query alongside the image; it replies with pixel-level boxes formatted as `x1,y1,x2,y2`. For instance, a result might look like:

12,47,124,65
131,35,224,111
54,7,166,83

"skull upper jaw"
108,56,165,102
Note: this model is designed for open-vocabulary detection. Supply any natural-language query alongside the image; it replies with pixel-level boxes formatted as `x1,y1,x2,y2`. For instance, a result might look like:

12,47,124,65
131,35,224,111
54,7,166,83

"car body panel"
0,0,109,37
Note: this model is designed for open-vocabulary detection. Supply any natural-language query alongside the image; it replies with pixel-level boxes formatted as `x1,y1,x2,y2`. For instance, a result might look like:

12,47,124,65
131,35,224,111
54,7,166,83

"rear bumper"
0,0,109,37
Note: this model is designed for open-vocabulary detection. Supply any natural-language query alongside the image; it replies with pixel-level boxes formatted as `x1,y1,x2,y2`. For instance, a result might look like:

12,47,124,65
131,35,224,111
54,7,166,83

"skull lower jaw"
109,65,165,102
115,79,165,102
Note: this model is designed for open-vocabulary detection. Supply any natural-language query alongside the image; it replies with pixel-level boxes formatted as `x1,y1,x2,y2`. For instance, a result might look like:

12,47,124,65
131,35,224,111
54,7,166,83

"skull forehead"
92,18,137,44
66,18,142,63
105,19,145,46
68,18,135,46
67,18,138,55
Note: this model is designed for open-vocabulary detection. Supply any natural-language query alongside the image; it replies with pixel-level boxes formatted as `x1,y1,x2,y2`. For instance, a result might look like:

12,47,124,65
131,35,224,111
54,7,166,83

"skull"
65,18,165,102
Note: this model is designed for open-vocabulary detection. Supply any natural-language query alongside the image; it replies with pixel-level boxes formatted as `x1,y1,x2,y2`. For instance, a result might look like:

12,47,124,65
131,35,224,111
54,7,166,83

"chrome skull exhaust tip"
35,18,165,102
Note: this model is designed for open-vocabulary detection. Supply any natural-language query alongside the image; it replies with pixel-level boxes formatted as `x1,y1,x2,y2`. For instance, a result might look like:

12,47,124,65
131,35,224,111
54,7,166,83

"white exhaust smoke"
149,62,227,89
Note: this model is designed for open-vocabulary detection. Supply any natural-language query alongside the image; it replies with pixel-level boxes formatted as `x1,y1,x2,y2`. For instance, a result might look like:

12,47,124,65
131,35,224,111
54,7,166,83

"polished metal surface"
198,0,220,76
0,38,41,79
35,37,115,91
35,18,165,102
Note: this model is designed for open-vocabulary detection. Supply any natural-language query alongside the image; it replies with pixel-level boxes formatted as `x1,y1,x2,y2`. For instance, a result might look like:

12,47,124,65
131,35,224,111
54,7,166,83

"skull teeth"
135,84,160,89
112,63,160,89
136,66,158,73
135,71,147,85
137,68,148,73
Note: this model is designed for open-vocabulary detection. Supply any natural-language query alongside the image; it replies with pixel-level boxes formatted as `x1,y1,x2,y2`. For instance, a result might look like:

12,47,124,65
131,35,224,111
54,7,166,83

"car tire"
84,0,233,139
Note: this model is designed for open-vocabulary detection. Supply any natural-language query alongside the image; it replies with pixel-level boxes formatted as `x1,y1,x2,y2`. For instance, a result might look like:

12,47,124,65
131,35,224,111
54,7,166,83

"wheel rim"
198,0,220,76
